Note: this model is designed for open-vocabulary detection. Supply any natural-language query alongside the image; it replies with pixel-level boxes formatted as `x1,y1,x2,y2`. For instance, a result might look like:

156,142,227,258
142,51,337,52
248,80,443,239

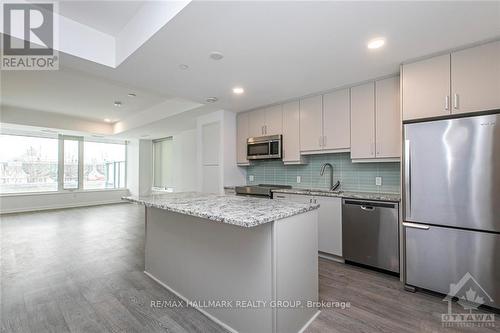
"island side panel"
275,210,319,333
145,207,274,333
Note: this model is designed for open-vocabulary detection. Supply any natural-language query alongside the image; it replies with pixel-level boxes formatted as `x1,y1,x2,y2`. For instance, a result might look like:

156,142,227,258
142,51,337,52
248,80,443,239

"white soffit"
0,0,192,67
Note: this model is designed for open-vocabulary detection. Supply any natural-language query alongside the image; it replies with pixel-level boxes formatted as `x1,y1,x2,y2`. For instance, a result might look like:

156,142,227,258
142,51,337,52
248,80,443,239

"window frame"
0,132,127,195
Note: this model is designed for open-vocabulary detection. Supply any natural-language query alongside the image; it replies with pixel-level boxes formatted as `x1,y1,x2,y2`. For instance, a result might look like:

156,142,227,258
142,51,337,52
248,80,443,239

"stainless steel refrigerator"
403,112,500,309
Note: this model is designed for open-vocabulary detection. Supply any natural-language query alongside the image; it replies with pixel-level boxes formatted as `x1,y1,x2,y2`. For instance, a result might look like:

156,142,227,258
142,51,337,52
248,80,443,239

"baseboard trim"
318,252,345,263
0,200,127,214
144,271,239,333
298,310,321,333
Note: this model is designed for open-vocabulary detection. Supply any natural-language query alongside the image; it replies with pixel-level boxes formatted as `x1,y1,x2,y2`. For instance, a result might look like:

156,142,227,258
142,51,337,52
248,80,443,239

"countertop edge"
122,196,320,228
271,188,401,202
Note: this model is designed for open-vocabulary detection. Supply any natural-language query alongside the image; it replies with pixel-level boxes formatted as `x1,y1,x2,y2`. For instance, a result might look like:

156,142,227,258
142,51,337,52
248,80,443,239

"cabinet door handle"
453,94,459,109
445,96,450,111
275,195,286,199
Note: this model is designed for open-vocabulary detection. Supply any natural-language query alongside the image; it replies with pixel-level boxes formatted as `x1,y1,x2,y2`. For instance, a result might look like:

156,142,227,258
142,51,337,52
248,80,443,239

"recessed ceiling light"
367,38,385,49
104,118,111,122
232,87,244,95
114,101,122,107
206,97,218,103
209,51,224,61
127,93,136,97
179,64,189,70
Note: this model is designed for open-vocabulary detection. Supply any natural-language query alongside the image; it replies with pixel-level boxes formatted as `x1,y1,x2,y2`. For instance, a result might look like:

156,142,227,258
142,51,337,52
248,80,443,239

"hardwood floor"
1,203,498,333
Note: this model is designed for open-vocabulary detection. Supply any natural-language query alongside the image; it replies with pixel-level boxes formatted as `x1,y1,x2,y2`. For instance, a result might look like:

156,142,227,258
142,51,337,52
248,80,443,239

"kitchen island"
123,192,320,333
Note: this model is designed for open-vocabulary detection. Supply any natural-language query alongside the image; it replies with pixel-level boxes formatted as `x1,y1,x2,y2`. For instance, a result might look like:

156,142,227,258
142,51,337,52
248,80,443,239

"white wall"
172,129,197,192
0,189,129,214
196,110,246,194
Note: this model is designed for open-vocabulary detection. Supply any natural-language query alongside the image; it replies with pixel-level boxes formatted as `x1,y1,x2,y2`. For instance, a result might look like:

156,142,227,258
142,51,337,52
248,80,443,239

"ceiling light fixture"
127,93,136,97
114,101,122,107
209,51,224,61
206,97,218,103
179,64,189,70
104,118,111,122
232,87,244,95
367,38,385,49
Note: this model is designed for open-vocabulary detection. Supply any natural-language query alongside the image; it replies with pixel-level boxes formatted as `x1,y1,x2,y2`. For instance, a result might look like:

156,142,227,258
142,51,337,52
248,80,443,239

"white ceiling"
2,1,500,137
1,67,167,123
57,1,146,36
60,1,500,113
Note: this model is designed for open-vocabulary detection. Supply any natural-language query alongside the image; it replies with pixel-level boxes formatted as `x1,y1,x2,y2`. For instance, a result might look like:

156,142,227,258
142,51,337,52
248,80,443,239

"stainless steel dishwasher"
342,199,399,273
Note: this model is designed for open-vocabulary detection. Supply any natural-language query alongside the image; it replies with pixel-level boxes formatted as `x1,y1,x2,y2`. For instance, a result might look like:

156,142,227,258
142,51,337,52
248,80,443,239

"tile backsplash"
246,153,400,194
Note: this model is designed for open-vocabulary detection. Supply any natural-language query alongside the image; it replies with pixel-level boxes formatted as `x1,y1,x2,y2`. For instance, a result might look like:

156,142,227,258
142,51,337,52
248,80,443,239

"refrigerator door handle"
405,140,411,219
403,222,430,230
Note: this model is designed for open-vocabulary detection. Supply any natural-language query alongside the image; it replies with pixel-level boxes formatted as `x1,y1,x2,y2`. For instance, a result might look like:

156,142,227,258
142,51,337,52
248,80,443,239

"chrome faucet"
320,163,340,191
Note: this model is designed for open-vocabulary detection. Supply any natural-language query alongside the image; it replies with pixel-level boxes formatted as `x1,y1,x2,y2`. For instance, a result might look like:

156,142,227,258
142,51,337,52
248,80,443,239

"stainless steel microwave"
247,135,282,160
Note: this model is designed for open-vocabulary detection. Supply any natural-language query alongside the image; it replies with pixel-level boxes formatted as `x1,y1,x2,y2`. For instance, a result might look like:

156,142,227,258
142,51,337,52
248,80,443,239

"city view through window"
0,135,126,194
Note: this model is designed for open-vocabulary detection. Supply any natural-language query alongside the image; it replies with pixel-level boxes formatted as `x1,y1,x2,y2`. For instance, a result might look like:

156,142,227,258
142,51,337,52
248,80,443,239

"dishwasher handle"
360,205,375,211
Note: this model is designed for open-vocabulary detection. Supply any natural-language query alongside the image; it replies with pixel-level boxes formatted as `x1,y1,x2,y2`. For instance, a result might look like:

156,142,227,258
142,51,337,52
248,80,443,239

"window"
153,137,173,190
63,138,80,189
83,141,126,189
0,133,127,194
0,134,59,193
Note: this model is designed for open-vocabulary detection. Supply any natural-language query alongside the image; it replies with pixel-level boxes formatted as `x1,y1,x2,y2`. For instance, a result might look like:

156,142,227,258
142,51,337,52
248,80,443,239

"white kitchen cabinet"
375,76,400,158
248,106,283,137
316,196,342,257
273,193,342,257
323,89,350,151
248,108,266,137
402,54,451,121
350,77,400,161
350,82,375,159
282,101,304,164
236,112,250,165
299,95,323,152
451,41,500,114
265,105,283,135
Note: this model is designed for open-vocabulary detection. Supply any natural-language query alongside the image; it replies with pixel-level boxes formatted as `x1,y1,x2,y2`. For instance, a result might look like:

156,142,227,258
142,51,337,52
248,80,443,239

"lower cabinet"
316,196,342,257
273,193,342,257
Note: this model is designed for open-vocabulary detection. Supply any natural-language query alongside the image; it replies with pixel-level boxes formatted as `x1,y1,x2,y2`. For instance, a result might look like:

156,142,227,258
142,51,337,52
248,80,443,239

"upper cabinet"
351,77,400,161
451,41,500,114
375,76,401,158
236,112,250,165
350,82,376,159
265,105,283,135
299,89,350,153
299,95,323,152
248,105,283,137
282,101,304,164
402,54,451,121
323,89,351,151
402,41,500,121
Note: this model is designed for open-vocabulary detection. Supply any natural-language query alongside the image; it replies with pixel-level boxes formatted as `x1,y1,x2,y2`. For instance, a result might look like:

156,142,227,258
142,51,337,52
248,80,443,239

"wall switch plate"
249,175,254,182
296,176,301,183
375,176,382,186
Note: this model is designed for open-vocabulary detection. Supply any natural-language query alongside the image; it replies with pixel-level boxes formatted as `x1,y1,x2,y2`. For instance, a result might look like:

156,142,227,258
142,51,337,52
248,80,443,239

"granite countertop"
123,192,319,228
271,188,400,202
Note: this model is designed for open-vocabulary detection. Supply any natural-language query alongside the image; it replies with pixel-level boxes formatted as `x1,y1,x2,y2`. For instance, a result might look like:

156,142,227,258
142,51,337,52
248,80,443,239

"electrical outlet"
249,175,254,182
296,176,301,184
375,176,382,186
